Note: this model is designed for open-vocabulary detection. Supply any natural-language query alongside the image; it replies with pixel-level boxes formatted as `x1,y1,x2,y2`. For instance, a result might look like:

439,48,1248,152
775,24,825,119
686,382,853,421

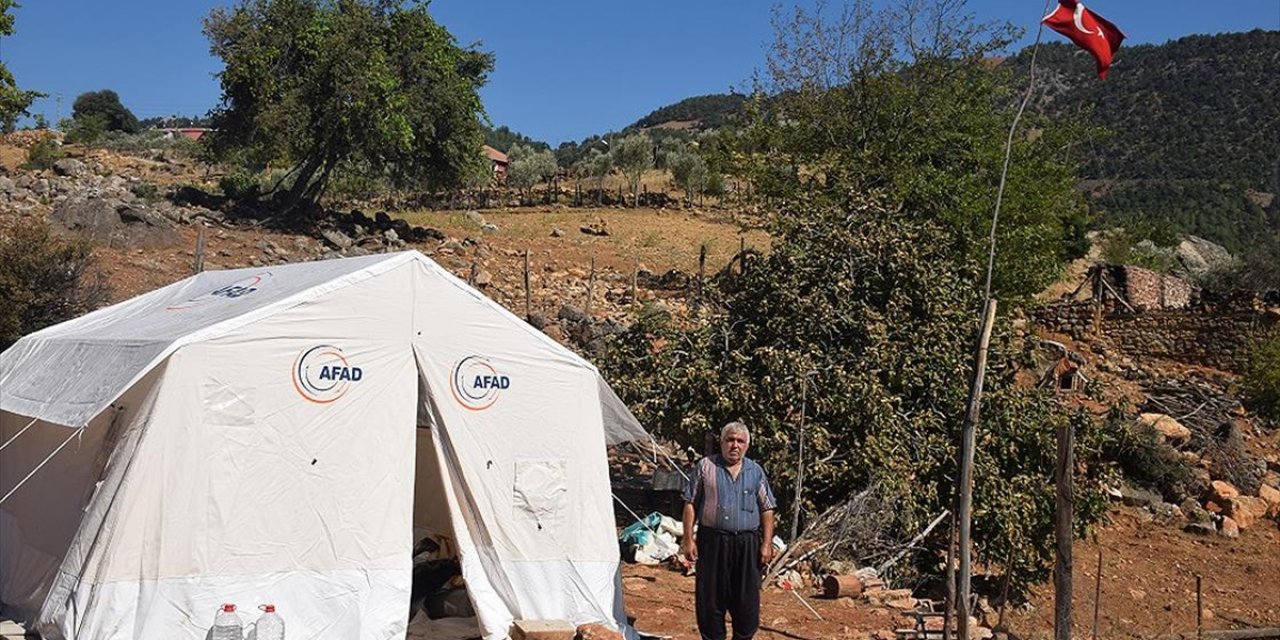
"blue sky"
4,1,1277,145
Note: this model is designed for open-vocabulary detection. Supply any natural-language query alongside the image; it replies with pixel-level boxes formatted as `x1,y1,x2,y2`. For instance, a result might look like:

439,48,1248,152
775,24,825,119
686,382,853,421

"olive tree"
611,133,653,207
667,148,709,205
506,144,557,205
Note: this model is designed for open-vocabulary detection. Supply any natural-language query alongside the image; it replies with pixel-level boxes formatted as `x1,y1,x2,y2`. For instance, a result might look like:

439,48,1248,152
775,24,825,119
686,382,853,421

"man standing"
681,421,777,640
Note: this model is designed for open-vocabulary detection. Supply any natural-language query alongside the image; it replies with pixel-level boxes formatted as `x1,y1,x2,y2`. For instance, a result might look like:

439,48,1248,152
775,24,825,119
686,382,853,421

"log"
821,574,863,599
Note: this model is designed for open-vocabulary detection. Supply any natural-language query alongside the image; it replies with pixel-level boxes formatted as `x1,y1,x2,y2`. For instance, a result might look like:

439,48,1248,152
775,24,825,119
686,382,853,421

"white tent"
0,251,648,640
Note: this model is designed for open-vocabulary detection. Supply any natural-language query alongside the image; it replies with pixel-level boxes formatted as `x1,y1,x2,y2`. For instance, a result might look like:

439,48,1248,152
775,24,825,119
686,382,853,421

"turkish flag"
1042,0,1126,79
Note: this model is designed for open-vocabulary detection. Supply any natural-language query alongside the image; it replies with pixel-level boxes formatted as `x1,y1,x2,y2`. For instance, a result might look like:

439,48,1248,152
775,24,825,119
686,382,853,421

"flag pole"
954,4,1052,640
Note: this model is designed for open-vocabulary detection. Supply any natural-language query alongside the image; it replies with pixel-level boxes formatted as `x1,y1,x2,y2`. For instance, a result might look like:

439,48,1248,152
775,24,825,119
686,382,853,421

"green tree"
71,90,139,133
203,0,493,213
611,132,652,207
601,192,1113,590
0,0,44,132
0,219,111,352
506,143,556,204
667,148,708,205
743,0,1093,298
579,148,612,205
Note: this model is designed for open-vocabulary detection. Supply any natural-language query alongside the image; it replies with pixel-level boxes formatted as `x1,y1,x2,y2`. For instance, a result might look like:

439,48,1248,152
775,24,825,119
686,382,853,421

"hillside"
628,93,746,131
1007,30,1280,263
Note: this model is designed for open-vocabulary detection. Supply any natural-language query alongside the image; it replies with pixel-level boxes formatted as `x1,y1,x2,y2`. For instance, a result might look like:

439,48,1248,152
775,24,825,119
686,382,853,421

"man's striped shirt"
683,454,777,533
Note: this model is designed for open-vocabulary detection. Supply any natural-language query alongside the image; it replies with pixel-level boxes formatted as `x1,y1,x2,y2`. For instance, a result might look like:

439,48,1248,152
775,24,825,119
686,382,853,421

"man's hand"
759,543,774,568
681,502,698,565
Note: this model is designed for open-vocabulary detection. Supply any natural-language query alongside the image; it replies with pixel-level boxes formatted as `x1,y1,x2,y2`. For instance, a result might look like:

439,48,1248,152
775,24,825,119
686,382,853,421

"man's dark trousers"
695,528,761,640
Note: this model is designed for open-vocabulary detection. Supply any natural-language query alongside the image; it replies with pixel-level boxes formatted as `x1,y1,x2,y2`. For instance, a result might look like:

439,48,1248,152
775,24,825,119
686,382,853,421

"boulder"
50,197,119,236
1180,498,1211,524
1259,483,1280,518
1209,480,1239,503
1184,521,1216,536
1223,496,1269,530
321,228,354,250
1218,516,1240,539
1118,485,1162,509
52,158,86,177
1138,413,1192,445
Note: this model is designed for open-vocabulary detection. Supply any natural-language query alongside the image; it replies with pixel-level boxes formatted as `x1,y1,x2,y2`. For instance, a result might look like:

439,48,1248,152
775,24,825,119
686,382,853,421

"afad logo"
450,356,510,411
166,273,272,311
292,345,363,404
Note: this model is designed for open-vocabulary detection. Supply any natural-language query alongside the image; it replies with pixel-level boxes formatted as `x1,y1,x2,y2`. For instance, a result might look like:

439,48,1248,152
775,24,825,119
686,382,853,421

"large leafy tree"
740,0,1093,298
601,192,1114,589
203,0,493,211
0,0,44,132
71,89,140,133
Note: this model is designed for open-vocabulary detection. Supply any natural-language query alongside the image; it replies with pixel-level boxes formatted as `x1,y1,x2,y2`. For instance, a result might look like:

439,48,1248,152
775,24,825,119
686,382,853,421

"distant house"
483,145,508,176
160,127,212,141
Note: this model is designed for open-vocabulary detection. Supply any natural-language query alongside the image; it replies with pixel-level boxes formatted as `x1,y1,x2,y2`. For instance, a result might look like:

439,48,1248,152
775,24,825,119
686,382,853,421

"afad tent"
0,251,649,639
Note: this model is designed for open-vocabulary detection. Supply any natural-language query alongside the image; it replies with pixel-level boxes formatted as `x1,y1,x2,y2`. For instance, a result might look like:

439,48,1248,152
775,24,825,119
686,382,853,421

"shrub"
0,219,111,351
219,170,260,201
129,181,161,202
1101,410,1194,501
19,136,64,170
1243,331,1280,421
61,114,108,144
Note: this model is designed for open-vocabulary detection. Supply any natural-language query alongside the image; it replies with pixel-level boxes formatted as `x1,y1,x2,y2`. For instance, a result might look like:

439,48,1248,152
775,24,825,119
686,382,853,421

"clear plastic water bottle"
211,603,243,640
255,604,285,640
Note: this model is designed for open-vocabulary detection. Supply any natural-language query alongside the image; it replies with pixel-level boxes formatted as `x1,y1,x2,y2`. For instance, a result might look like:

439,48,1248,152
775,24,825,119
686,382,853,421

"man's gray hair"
720,421,749,443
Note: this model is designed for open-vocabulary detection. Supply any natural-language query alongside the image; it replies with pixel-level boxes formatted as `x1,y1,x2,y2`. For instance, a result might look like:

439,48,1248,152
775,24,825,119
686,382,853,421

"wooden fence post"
958,299,998,640
193,226,206,274
468,261,477,287
1054,418,1075,640
586,256,596,315
630,261,638,306
695,244,707,313
1197,574,1204,640
523,249,531,321
1092,548,1103,640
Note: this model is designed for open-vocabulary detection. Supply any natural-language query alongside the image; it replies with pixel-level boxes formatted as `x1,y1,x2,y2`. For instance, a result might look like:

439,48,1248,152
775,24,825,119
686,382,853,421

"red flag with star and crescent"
1042,0,1126,79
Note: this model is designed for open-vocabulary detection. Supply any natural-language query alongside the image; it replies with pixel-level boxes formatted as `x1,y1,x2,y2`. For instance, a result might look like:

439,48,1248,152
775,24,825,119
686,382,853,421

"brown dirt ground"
1006,507,1280,639
622,505,1280,640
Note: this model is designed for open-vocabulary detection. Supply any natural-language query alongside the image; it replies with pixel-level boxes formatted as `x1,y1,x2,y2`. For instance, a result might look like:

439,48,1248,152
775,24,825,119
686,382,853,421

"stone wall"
1103,264,1197,311
1099,310,1275,372
1033,299,1278,373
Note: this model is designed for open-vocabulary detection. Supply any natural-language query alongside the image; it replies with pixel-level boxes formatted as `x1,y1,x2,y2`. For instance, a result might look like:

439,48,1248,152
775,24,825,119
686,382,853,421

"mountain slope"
1008,30,1280,262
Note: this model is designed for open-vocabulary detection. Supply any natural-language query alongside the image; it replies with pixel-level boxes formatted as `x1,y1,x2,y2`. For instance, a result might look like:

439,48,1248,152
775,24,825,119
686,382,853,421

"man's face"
720,430,749,464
